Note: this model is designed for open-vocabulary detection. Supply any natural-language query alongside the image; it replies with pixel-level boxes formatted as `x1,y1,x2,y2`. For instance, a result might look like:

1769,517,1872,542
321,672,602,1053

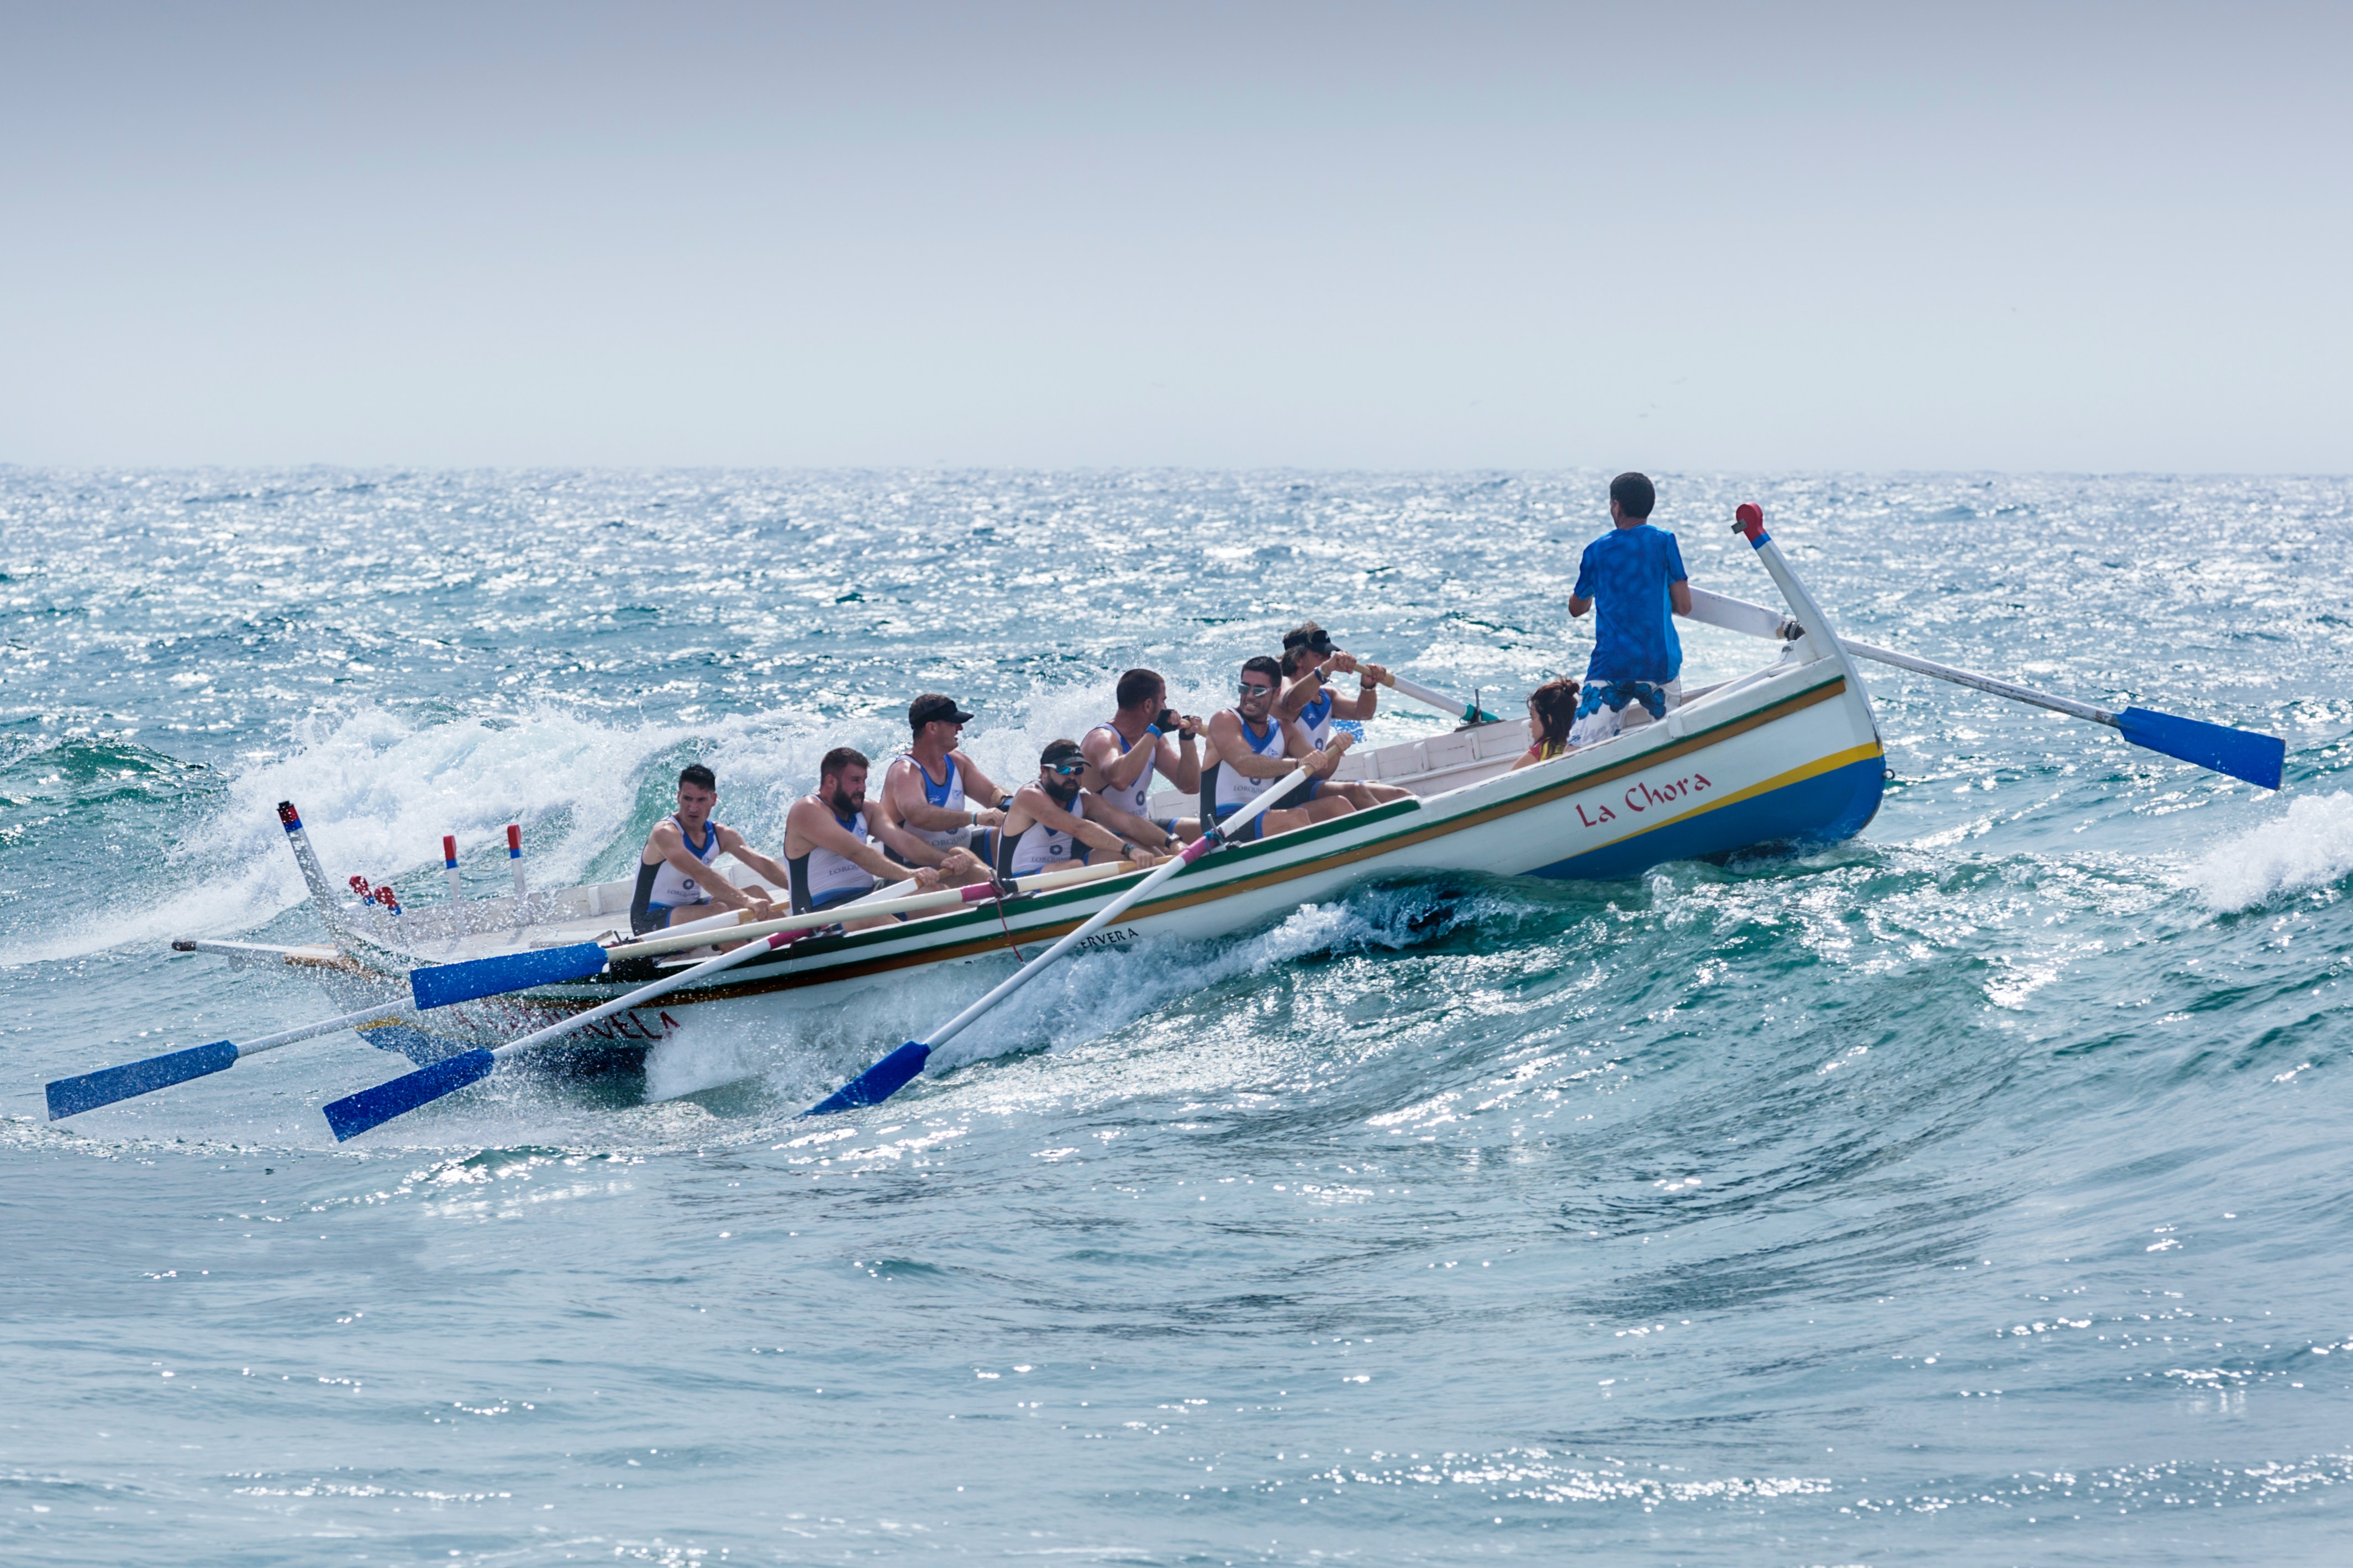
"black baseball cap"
1282,624,1336,656
909,693,975,732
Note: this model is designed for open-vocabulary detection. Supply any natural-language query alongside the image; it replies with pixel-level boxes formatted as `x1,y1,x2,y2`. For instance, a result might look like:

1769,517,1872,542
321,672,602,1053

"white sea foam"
2,673,1189,968
2186,791,2353,912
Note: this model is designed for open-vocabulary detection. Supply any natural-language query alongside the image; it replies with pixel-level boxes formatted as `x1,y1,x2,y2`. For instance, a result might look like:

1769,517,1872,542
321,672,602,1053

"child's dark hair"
1529,678,1581,752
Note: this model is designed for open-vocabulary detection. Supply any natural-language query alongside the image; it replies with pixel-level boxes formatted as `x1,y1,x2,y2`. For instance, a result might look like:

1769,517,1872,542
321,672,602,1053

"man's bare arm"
1081,727,1157,795
713,826,791,890
1568,595,1592,617
651,823,762,911
886,759,989,832
953,751,1009,812
1207,711,1321,780
1082,795,1174,852
787,800,919,885
1670,580,1693,616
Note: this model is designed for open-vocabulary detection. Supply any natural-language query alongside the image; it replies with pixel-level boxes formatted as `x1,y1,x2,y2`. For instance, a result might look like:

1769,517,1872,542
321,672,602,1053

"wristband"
1144,725,1161,740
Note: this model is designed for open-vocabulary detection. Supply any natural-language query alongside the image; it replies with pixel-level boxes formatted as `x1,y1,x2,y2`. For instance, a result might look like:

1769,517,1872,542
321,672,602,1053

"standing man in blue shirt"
1567,472,1693,745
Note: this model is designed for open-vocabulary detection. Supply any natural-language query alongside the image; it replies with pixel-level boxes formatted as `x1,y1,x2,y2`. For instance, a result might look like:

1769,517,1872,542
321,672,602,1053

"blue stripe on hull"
1529,754,1885,882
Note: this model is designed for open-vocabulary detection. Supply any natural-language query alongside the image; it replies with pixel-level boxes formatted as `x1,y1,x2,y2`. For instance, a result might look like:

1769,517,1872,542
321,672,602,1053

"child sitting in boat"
1512,678,1581,771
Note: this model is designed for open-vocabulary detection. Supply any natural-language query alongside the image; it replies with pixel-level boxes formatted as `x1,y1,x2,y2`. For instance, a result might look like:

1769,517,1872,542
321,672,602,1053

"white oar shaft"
1839,639,2115,726
1680,581,2118,728
1378,672,1498,722
605,859,1136,961
238,1001,419,1058
494,933,789,1060
919,763,1316,1054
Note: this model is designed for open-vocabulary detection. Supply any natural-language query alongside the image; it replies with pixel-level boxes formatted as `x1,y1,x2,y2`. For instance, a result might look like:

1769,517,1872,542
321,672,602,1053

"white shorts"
1568,679,1682,747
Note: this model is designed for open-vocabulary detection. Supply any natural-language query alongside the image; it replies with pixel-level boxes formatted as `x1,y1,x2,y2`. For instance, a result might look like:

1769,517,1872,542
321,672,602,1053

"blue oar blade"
2116,707,2286,791
804,1042,932,1117
46,1040,240,1120
408,943,609,1011
323,1048,498,1142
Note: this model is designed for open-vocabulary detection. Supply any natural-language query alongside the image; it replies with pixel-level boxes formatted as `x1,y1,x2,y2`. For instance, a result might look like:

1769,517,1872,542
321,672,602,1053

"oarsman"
785,747,944,931
629,764,789,935
996,740,1171,878
1079,668,1203,852
1201,656,1357,841
1567,471,1692,745
1276,622,1414,809
871,693,1009,886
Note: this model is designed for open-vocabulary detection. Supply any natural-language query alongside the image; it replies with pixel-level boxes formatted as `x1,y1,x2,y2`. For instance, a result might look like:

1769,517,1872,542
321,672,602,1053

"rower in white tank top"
788,799,879,913
897,750,969,854
1201,709,1287,816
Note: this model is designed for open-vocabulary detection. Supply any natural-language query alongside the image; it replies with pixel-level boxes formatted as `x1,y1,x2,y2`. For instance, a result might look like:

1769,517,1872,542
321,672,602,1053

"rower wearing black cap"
871,691,1006,888
1276,622,1414,809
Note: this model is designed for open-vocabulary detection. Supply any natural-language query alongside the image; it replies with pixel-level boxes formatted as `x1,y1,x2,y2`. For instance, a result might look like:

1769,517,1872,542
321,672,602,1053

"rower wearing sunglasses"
994,739,1172,878
1201,656,1357,842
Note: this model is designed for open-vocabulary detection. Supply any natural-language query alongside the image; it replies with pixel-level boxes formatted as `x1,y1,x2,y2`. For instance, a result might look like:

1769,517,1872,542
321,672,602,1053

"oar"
1840,637,2285,790
1685,568,2286,792
803,761,1320,1116
602,858,1139,960
1368,670,1503,725
322,929,809,1141
46,1002,418,1121
43,940,614,1118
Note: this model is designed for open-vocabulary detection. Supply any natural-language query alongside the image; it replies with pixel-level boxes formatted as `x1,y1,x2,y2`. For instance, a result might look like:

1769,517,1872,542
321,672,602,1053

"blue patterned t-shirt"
1573,524,1687,684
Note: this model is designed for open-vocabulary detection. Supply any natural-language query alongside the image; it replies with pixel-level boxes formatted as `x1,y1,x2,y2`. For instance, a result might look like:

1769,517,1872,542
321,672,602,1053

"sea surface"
3,468,2350,1566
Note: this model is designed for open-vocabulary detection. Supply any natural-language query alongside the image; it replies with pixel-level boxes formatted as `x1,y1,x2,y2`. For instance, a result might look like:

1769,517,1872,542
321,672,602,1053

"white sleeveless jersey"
789,803,878,911
1295,684,1337,749
896,752,969,853
1087,722,1161,819
1207,711,1286,814
1001,790,1088,878
649,816,720,905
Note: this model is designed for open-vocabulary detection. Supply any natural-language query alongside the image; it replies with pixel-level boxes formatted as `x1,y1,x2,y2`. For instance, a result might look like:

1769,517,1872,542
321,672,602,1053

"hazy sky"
3,2,2347,471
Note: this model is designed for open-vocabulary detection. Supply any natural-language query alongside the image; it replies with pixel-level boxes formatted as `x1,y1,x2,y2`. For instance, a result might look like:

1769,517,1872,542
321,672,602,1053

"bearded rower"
1201,657,1356,842
1276,622,1414,809
872,691,1005,886
629,764,787,935
996,740,1169,878
786,747,943,932
1078,667,1202,851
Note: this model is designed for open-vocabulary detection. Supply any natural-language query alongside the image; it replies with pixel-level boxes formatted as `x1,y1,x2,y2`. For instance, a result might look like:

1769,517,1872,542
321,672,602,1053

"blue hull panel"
1529,754,1885,882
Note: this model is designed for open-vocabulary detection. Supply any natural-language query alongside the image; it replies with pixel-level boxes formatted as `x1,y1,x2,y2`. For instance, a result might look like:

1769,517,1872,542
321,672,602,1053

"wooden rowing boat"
185,527,1887,1074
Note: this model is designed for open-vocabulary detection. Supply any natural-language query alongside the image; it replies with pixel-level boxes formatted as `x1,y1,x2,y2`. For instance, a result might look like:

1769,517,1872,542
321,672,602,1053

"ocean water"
3,468,2350,1565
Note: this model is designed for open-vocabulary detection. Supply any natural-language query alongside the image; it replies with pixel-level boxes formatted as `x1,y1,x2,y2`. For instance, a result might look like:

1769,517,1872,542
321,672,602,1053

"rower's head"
1114,668,1166,718
1281,622,1336,678
675,764,718,824
1608,472,1656,528
908,693,974,753
1528,678,1580,751
817,746,870,815
1236,656,1283,720
1038,738,1086,805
